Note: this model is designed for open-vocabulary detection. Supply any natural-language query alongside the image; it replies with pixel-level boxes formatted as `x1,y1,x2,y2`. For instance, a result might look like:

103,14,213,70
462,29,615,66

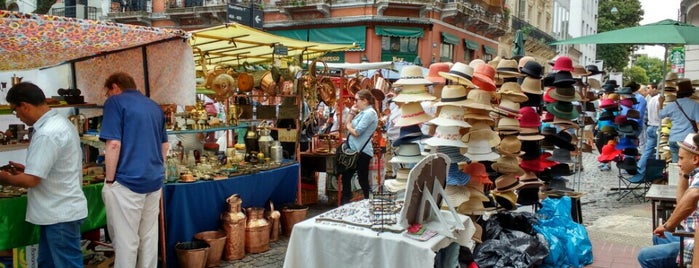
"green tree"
34,0,57,14
597,0,644,72
623,65,649,85
633,55,667,84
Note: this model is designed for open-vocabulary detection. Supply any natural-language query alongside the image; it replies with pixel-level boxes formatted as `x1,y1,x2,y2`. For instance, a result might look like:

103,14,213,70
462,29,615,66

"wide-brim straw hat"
518,128,545,141
572,64,591,78
433,84,471,107
389,143,425,164
384,168,410,192
463,89,494,111
394,102,433,127
493,98,520,118
428,105,471,128
393,65,433,85
464,109,494,122
497,82,529,103
496,116,520,131
393,84,437,103
521,76,543,95
464,138,500,162
497,135,522,156
424,125,467,148
491,189,518,210
438,62,476,88
462,123,501,147
492,155,525,176
444,185,472,208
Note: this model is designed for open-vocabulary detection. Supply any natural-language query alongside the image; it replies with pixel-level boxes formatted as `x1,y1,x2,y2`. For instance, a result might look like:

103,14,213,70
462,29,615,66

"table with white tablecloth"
283,201,475,268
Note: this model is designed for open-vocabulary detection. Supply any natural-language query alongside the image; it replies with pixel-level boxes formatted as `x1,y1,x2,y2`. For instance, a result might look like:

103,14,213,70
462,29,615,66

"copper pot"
221,194,246,260
244,207,270,253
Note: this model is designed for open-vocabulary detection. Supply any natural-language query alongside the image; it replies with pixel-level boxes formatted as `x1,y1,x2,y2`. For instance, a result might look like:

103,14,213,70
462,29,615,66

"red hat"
541,111,554,122
614,115,628,125
543,87,556,103
519,106,542,128
519,152,558,173
620,98,634,108
599,99,618,109
598,140,622,162
473,64,497,91
426,62,451,84
552,56,575,72
462,162,492,185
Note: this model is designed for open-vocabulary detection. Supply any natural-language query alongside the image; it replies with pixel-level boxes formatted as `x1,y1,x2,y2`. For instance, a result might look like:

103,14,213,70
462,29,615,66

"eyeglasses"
10,104,18,115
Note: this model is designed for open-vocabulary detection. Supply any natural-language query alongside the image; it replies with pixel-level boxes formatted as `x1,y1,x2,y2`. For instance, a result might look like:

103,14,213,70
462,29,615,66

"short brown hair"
104,72,137,91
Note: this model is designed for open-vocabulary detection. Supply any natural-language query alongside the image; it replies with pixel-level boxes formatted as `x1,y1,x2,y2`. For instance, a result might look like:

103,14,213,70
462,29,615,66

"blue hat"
436,146,469,163
392,125,431,146
615,137,636,150
446,163,471,186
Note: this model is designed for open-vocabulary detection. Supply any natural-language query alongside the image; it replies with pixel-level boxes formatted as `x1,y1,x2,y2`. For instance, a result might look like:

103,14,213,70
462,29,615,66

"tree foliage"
35,0,57,14
633,55,667,84
597,0,644,72
623,65,648,85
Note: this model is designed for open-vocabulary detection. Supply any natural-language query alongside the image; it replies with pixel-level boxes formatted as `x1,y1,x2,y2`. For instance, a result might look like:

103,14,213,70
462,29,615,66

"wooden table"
645,184,678,231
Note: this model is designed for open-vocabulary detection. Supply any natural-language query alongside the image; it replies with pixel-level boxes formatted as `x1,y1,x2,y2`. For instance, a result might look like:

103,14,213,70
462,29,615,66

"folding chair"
615,159,666,201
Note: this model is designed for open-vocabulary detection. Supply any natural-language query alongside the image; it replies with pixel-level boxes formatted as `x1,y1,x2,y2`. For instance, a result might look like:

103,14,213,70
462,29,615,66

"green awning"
269,29,309,41
441,32,459,45
464,39,479,50
375,26,424,38
310,26,366,50
484,45,497,55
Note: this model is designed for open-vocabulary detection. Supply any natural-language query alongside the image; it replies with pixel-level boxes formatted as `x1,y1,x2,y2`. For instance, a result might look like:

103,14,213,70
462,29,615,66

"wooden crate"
301,184,318,204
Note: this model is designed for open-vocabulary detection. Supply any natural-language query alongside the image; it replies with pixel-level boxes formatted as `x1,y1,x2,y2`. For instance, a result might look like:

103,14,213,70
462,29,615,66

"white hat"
384,168,410,192
438,62,476,88
428,106,471,128
425,125,467,148
464,138,500,162
393,65,432,86
463,89,494,111
433,84,470,107
389,143,425,164
443,185,472,209
392,84,437,103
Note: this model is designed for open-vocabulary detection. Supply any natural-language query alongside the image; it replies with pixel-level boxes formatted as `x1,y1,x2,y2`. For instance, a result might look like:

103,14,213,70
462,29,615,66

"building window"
440,43,453,63
381,36,418,62
464,48,474,62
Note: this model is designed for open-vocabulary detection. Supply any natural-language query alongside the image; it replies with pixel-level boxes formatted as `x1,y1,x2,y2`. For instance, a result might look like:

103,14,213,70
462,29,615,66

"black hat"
625,81,641,92
623,148,639,156
602,80,619,93
549,163,573,177
553,71,576,87
543,72,556,87
616,87,633,95
521,140,541,160
521,92,542,108
585,65,605,76
599,110,615,121
545,130,576,151
520,61,543,79
517,187,541,206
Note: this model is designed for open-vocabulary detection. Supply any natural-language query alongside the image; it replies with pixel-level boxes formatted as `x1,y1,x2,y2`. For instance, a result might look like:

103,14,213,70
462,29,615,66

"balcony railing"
275,0,329,7
511,16,556,49
51,5,100,20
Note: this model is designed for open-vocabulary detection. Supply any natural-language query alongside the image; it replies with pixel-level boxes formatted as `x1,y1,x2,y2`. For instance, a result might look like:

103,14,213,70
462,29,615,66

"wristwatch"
663,223,676,232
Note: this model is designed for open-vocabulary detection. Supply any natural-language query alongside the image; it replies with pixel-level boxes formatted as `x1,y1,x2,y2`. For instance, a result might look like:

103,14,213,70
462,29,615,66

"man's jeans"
38,219,84,268
638,125,659,174
638,231,681,268
671,141,680,163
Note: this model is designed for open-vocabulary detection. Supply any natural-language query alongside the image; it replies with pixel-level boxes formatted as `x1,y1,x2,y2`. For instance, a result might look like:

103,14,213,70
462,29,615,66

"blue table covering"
163,163,299,267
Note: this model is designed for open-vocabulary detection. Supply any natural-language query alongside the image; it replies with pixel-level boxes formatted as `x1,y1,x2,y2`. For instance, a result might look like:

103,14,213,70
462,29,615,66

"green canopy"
441,32,460,45
375,26,424,38
550,19,699,45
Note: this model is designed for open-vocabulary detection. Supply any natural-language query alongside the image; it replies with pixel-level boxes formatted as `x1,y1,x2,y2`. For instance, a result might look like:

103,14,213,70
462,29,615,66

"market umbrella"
512,29,526,57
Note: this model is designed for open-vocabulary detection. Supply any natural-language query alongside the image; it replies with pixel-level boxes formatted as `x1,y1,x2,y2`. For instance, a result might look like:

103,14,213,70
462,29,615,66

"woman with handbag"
340,89,378,204
659,79,699,162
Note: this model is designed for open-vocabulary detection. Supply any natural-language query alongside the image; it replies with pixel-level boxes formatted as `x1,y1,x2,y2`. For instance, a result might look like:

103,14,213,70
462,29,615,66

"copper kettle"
11,74,22,86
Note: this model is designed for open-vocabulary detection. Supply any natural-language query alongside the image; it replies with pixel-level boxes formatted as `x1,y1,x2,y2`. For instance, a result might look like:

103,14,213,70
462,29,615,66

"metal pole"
656,44,669,159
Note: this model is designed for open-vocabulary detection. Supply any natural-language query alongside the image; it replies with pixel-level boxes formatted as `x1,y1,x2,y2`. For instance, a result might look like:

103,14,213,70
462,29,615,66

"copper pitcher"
221,194,246,260
11,74,22,86
244,207,270,253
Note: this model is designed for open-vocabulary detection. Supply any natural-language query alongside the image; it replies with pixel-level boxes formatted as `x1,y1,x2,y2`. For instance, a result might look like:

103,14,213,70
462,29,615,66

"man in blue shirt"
100,72,169,268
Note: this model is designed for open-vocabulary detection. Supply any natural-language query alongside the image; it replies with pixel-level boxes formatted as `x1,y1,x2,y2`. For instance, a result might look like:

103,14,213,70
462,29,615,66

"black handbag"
335,136,371,174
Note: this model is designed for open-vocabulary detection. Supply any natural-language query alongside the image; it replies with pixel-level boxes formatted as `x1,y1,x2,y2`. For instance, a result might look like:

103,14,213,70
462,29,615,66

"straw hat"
425,62,451,84
464,108,494,122
428,106,471,128
519,171,544,188
424,125,467,148
665,72,679,82
521,76,543,95
492,155,525,176
463,89,494,111
679,133,699,155
464,138,500,162
496,59,525,78
517,128,545,141
587,78,601,90
572,64,591,78
389,143,425,164
488,56,501,69
497,135,522,156
469,59,486,69
462,123,500,147
553,117,580,130
438,62,476,88
493,174,524,193
549,86,580,102
393,84,437,103
494,98,521,118
433,84,470,107
394,102,433,127
444,185,472,208
497,82,529,103
496,116,520,131
393,65,432,85
384,168,410,192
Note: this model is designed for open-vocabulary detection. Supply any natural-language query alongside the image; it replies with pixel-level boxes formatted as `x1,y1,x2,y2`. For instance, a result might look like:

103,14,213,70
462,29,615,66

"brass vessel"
244,207,270,253
221,194,246,260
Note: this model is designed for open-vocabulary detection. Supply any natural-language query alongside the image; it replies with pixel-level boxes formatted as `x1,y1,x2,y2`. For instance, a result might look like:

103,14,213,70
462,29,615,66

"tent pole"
656,44,670,159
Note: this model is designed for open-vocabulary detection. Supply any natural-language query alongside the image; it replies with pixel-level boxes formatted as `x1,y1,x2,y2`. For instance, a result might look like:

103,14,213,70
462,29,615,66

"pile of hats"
612,82,645,175
595,79,620,171
659,118,672,161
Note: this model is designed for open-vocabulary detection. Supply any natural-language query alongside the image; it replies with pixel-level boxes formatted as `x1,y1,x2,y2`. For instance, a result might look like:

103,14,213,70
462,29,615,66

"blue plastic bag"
534,196,593,268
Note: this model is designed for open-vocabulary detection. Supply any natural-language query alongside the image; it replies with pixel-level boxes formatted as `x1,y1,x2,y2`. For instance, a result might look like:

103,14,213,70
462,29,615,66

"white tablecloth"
283,206,475,268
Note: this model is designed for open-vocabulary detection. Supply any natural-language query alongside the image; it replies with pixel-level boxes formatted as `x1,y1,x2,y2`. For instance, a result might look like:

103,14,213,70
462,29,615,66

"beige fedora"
462,122,500,147
463,89,494,111
433,84,470,107
494,98,521,118
496,116,520,131
464,108,494,122
493,174,524,192
492,155,525,176
496,59,525,78
393,84,437,103
428,106,472,128
517,128,545,141
665,72,679,82
464,138,500,162
425,125,468,148
521,76,543,95
394,102,433,127
497,135,522,156
438,62,476,88
497,82,529,103
572,64,591,78
393,65,432,85
518,56,536,69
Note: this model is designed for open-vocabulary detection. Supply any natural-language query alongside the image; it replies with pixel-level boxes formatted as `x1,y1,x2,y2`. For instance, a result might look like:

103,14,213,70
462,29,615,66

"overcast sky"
636,0,681,59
